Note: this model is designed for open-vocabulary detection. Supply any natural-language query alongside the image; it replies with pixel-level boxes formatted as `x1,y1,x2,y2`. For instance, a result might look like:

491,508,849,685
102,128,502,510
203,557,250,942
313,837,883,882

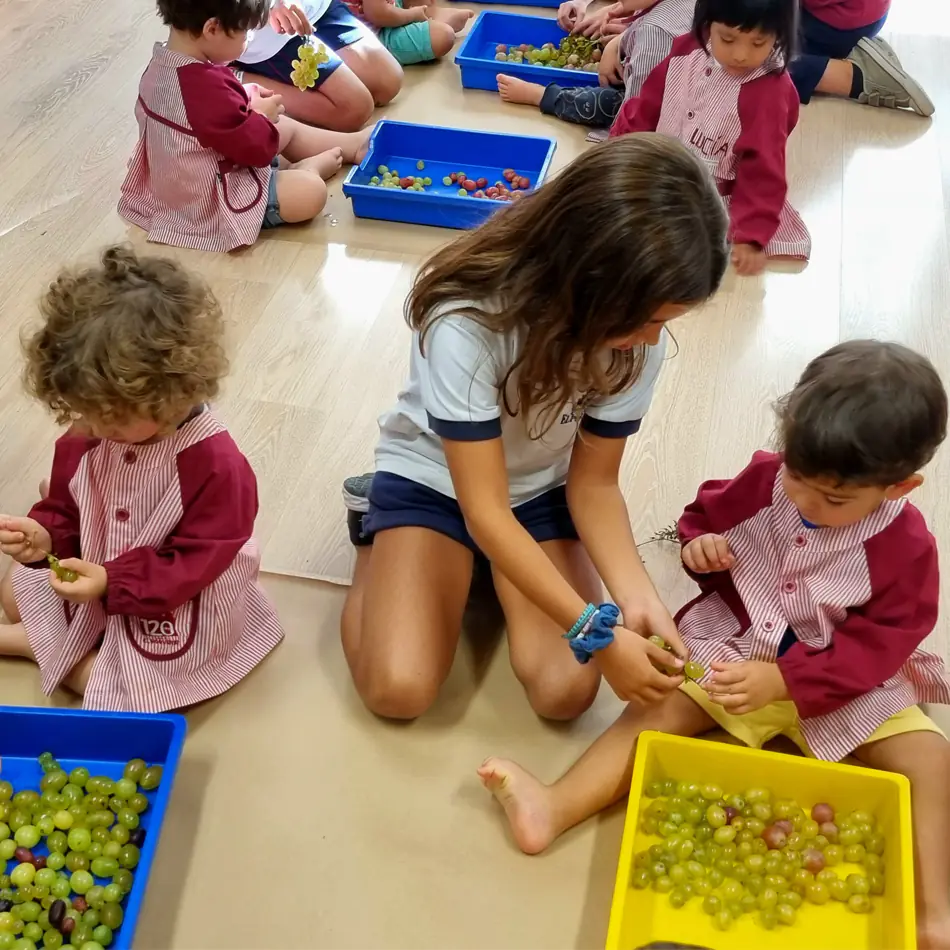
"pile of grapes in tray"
0,752,163,950
633,778,886,934
493,36,602,71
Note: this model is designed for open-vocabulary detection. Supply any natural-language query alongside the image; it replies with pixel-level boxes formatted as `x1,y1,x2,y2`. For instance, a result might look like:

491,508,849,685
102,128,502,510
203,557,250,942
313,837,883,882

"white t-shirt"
240,0,332,65
374,312,666,507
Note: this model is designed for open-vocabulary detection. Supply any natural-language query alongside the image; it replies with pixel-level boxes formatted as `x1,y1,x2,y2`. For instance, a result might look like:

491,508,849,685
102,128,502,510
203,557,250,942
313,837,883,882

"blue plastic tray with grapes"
0,706,186,950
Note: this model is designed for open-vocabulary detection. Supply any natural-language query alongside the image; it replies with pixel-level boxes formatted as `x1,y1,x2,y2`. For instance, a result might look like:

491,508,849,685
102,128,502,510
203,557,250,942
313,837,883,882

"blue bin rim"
343,119,558,207
0,705,187,949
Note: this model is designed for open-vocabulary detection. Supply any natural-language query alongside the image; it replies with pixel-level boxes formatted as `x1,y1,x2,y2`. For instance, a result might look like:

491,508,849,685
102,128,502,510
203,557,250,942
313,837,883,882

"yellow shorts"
680,680,945,758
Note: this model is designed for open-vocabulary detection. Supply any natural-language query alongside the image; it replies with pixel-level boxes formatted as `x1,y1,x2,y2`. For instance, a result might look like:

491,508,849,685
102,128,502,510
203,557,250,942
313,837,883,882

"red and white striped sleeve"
102,433,259,618
778,506,940,718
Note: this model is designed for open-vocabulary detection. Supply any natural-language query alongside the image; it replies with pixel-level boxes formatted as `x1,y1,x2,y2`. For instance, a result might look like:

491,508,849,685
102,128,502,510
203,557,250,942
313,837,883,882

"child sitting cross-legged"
341,0,473,66
479,340,950,950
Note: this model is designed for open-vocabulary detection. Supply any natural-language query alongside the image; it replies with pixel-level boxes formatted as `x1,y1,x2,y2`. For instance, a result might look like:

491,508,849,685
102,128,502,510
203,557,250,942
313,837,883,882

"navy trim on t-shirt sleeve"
427,413,503,441
580,415,642,438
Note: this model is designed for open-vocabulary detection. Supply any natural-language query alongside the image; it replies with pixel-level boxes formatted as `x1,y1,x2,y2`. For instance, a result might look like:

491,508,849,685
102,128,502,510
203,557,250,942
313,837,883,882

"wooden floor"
0,0,949,947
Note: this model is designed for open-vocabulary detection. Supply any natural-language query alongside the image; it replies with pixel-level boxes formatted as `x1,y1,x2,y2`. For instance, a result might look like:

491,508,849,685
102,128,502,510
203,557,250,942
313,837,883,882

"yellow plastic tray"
605,732,915,950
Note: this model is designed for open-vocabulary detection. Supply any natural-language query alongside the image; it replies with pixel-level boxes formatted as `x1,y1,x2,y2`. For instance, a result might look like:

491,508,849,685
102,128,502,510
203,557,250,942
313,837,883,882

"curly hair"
407,134,728,438
23,245,229,427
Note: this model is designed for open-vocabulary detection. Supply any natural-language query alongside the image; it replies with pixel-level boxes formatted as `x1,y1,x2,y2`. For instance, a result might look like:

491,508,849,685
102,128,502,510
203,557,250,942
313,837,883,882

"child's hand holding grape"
248,87,285,122
48,558,108,604
0,516,51,564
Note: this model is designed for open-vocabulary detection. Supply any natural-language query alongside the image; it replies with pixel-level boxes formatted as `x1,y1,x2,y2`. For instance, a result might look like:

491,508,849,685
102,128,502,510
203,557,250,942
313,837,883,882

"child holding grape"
610,0,810,276
479,340,950,950
119,0,373,252
339,135,729,722
0,245,284,711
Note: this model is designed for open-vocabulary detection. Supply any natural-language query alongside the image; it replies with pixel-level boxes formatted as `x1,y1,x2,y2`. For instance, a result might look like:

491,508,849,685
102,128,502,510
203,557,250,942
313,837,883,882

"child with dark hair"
791,1,933,115
479,340,950,950
120,0,372,252
610,0,810,277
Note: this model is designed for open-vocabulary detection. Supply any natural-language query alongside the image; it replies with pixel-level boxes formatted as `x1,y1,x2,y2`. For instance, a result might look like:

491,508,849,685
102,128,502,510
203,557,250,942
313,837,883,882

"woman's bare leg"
853,732,950,950
478,690,715,853
341,528,474,719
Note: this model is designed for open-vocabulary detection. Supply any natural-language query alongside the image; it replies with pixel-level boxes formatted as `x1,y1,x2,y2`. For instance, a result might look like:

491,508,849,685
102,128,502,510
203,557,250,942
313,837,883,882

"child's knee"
429,22,456,59
278,172,328,224
356,661,440,720
362,50,403,105
0,568,20,623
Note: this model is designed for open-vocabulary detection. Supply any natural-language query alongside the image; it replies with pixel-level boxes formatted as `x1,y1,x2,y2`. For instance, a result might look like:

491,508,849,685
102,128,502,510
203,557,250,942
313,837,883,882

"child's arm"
362,0,428,27
729,76,799,252
609,52,668,136
177,64,281,169
777,511,940,719
621,24,676,98
98,435,259,619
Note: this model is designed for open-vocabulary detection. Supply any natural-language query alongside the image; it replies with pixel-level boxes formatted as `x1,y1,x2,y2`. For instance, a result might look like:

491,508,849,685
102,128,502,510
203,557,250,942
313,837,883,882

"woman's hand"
597,625,684,704
269,0,313,34
621,595,688,659
49,559,108,604
573,1,623,36
598,35,623,87
732,243,767,276
0,516,51,564
682,533,735,573
557,0,591,32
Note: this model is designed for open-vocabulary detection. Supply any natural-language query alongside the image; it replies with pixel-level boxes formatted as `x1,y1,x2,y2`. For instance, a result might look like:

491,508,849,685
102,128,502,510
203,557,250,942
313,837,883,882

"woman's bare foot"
294,147,344,180
919,912,950,950
477,756,559,854
497,75,544,108
434,6,474,31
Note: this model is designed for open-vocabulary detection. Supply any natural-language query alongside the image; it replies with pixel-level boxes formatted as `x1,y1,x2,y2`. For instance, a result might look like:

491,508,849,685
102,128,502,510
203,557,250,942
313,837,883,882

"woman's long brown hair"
407,133,729,436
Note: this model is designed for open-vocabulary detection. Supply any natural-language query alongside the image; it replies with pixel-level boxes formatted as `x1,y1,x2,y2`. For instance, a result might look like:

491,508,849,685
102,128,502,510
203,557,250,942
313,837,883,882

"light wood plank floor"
0,1,948,947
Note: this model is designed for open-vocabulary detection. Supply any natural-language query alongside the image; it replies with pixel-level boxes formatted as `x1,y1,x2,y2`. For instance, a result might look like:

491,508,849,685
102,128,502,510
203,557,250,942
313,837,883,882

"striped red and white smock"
11,411,283,712
611,33,811,260
618,0,694,101
119,44,280,253
675,451,950,762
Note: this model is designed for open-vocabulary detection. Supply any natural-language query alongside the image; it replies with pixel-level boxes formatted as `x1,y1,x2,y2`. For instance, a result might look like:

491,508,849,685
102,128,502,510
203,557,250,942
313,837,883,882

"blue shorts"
261,157,283,229
362,472,579,554
234,0,371,91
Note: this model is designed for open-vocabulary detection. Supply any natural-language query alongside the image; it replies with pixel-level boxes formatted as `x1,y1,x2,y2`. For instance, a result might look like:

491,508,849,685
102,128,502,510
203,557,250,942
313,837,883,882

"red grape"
475,177,488,189
61,918,75,936
773,819,793,835
803,849,825,874
486,187,498,198
495,43,506,53
14,847,33,864
33,855,46,870
450,172,458,183
473,190,485,198
503,169,516,182
462,180,477,192
399,177,414,189
819,821,838,842
811,803,834,824
72,897,88,913
761,825,787,850
724,806,738,824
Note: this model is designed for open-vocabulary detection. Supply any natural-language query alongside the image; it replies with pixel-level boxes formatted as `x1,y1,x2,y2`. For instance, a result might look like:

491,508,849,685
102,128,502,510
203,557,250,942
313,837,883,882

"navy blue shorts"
234,0,370,91
361,472,579,554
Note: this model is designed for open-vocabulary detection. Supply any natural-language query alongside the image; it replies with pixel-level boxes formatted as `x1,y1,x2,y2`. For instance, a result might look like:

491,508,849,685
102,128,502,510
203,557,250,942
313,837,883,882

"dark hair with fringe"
693,0,798,69
406,134,729,438
156,0,269,35
776,340,948,486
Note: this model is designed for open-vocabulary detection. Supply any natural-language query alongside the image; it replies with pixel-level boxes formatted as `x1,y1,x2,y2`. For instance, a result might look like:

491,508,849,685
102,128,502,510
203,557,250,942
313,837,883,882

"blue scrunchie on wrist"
568,603,620,664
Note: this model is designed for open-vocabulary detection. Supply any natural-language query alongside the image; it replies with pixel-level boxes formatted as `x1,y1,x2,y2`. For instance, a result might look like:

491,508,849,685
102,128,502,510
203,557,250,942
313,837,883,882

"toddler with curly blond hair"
0,245,283,710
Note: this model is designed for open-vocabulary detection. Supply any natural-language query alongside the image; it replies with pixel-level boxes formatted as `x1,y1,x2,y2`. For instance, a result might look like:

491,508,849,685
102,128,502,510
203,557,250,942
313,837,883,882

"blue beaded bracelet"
567,603,620,664
565,604,596,641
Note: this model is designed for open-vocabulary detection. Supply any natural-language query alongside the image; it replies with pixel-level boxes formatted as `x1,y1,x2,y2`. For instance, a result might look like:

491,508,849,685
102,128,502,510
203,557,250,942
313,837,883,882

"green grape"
19,935,40,950
848,893,872,914
685,803,703,824
0,823,8,843
746,873,764,897
90,927,111,948
0,936,14,950
707,869,724,888
116,845,139,871
36,816,55,837
42,933,62,950
816,868,837,886
639,815,658,835
0,914,13,933
845,844,867,864
69,923,92,947
92,780,114,799
60,787,82,807
113,871,132,897
30,887,47,903
668,864,688,886
39,773,68,795
824,844,843,866
0,785,12,804
712,909,733,932
868,871,885,895
49,881,69,902
752,802,773,822
720,880,744,901
9,868,34,890
108,827,128,847
847,873,870,895
457,188,468,197
705,805,726,829
830,878,852,902
32,872,54,893
653,875,673,894
15,905,38,926
111,782,135,804
69,873,93,897
784,890,803,909
100,887,120,907
67,829,91,854
864,833,885,856
713,826,736,845
96,906,121,932
776,903,797,926
644,782,663,799
63,855,87,874
68,770,89,791
746,817,765,837
52,813,72,832
9,813,30,834
758,888,778,911
84,889,104,912
744,854,765,874
0,842,15,862
44,855,64,874
79,943,104,950
839,826,862,847
668,887,690,909
630,869,650,889
115,811,137,832
758,908,778,930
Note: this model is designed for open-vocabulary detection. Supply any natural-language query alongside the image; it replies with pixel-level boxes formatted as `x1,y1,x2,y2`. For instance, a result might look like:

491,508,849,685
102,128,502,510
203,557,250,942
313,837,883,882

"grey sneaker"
342,472,373,513
848,37,934,117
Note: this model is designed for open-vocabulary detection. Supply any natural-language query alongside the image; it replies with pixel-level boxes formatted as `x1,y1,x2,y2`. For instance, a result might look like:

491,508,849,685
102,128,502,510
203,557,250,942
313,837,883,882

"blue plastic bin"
0,706,187,950
343,120,556,230
455,12,601,91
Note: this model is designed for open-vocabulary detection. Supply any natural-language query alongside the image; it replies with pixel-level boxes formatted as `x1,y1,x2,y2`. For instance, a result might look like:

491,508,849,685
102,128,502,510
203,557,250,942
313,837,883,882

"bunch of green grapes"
0,752,164,950
290,40,330,91
631,780,886,932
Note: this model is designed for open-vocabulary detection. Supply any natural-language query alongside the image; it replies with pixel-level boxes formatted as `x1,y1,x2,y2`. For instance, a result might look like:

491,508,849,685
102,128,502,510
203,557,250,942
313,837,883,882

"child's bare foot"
349,125,375,166
294,147,344,180
437,6,474,31
497,75,544,108
477,756,558,854
919,911,950,950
